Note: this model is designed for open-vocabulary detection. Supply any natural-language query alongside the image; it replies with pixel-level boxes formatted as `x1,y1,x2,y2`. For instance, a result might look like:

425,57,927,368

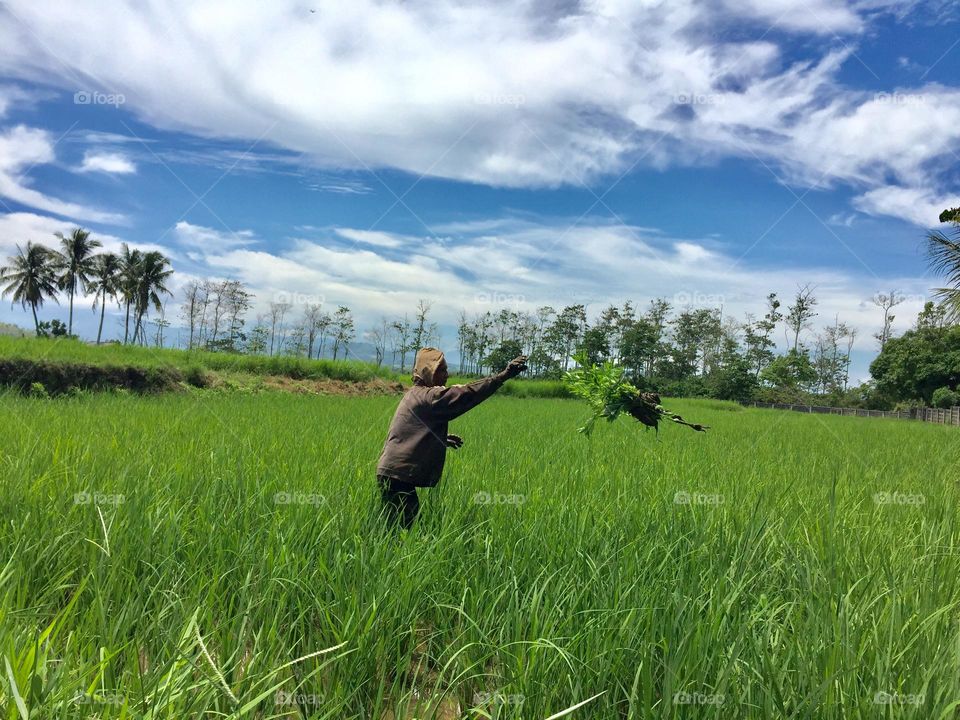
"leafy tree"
485,339,524,374
760,349,816,392
545,304,587,371
578,326,610,365
708,340,757,402
88,253,121,344
916,301,947,330
37,318,69,338
332,305,355,360
619,317,658,380
0,242,60,336
932,386,960,409
391,315,412,371
118,244,143,344
870,322,960,404
743,293,782,378
53,228,101,336
131,252,173,345
412,299,432,353
784,284,817,351
246,321,269,355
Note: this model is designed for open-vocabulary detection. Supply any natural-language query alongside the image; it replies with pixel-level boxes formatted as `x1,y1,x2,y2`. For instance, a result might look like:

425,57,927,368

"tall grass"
0,393,958,717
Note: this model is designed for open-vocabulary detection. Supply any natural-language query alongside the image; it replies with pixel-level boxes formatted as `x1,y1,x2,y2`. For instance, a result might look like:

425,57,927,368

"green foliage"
760,348,817,390
563,354,639,434
870,324,960,404
707,356,758,403
28,381,48,398
484,339,523,376
0,393,956,716
0,335,401,385
36,318,70,338
564,354,708,434
932,386,960,408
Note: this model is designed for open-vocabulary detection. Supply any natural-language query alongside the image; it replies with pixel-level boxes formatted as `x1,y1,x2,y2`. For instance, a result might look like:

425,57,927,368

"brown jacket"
376,372,508,487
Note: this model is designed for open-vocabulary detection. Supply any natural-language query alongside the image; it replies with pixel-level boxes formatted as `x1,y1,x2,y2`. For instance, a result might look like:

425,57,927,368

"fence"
746,401,960,427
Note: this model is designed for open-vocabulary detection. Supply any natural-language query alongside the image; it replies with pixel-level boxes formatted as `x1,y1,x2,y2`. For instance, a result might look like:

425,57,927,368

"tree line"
2,208,958,409
0,230,173,344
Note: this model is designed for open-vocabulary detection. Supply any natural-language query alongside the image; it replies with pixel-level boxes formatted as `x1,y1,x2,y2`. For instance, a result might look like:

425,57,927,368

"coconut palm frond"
926,226,960,287
930,287,960,323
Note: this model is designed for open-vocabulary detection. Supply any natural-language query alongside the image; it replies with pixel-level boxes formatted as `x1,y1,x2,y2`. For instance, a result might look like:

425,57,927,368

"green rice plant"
564,354,708,435
0,390,957,717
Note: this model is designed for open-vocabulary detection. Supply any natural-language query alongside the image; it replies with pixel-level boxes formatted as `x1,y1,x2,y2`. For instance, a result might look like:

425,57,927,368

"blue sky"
0,0,958,379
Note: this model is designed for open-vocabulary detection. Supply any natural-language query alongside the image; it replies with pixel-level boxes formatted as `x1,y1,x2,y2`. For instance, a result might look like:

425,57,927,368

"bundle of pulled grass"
564,356,709,436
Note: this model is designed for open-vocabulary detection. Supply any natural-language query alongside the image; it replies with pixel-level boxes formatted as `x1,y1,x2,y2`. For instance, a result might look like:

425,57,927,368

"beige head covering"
412,347,446,386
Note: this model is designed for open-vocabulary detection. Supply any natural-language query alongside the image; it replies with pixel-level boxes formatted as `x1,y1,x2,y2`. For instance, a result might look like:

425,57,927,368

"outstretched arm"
429,355,528,420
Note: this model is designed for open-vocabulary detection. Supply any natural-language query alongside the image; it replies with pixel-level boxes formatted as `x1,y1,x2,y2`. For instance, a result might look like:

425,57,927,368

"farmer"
376,347,528,528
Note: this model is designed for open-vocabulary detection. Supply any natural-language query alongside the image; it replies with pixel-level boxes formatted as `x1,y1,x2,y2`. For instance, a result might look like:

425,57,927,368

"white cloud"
78,151,136,174
0,210,168,258
177,218,932,372
853,185,959,227
0,125,127,223
173,220,257,253
0,85,34,118
0,0,954,226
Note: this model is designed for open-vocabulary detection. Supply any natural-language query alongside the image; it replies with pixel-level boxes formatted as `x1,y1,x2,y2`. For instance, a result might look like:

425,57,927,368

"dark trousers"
377,475,420,529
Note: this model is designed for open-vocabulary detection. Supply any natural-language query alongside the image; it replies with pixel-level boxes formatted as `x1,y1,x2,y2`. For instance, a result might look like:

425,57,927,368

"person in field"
376,347,528,528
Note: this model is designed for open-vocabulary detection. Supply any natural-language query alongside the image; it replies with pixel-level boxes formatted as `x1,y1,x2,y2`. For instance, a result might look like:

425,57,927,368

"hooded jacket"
376,348,508,487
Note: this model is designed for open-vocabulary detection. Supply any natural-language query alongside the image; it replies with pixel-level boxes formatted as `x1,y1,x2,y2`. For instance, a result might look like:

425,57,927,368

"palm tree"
926,208,960,323
0,242,60,335
53,228,102,336
118,243,143,344
88,253,121,344
131,251,173,345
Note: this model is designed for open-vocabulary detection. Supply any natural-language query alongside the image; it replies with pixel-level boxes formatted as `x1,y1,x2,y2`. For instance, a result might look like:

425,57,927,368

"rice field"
1,390,958,718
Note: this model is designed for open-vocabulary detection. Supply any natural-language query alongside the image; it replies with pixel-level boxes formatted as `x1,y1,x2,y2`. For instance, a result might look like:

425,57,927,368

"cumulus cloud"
0,125,127,223
854,185,959,227
174,220,257,254
175,218,931,368
0,0,955,225
78,151,136,174
0,210,167,258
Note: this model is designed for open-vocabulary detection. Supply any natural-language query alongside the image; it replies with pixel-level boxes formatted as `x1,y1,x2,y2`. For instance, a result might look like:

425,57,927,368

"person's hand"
503,355,528,379
445,434,464,449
